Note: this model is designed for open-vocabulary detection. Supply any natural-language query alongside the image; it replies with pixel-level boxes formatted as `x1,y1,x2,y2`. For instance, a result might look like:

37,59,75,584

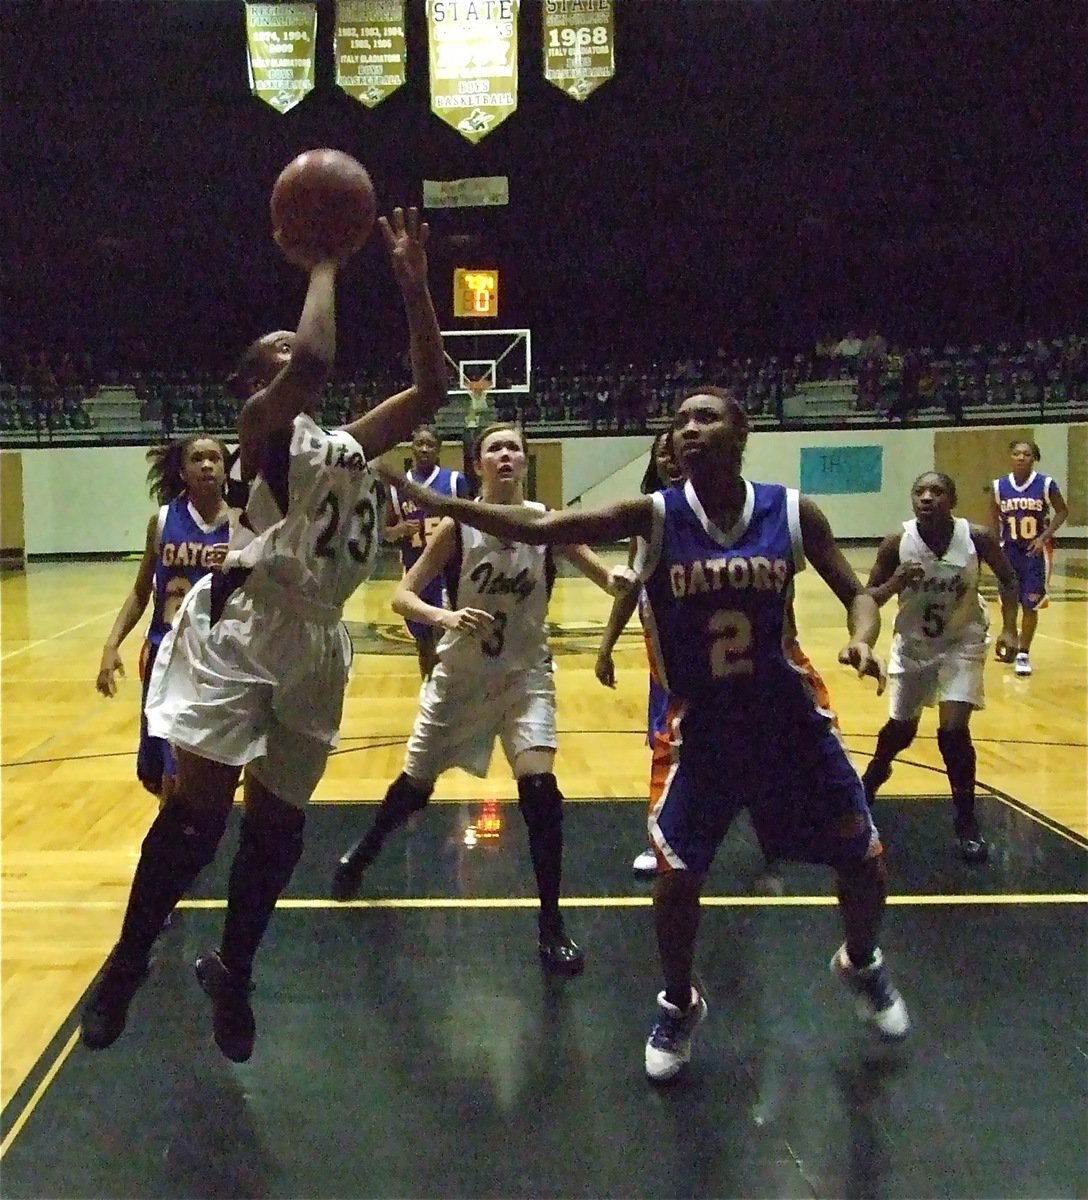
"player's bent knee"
143,801,226,873
517,772,563,830
836,850,887,891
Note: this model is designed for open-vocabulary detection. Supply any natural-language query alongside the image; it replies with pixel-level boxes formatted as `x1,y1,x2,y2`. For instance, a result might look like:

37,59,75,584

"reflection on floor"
2,798,1085,1200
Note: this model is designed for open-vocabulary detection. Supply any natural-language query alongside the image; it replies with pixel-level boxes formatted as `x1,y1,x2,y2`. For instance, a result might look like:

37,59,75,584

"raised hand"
378,207,430,294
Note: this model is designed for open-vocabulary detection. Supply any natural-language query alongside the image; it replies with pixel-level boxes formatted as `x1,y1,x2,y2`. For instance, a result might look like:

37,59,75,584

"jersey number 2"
709,610,754,677
315,492,376,564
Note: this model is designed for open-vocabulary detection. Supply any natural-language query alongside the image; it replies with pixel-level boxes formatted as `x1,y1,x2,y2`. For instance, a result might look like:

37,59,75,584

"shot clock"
453,268,499,318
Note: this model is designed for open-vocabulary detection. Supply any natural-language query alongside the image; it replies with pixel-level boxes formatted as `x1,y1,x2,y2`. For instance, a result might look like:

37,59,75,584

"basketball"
270,149,377,262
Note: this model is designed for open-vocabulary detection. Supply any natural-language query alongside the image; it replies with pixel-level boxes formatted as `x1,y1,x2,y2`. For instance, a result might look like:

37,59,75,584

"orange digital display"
453,267,499,318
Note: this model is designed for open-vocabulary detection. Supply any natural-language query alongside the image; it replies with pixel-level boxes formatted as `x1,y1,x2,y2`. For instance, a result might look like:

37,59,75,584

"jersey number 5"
315,492,377,564
709,609,755,677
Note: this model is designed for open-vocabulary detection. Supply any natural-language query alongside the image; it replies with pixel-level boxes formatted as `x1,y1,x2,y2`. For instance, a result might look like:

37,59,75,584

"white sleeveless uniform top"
436,501,552,675
235,413,383,617
893,516,987,657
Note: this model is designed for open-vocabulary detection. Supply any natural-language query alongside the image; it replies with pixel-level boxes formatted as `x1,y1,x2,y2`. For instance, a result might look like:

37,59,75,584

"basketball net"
464,374,493,429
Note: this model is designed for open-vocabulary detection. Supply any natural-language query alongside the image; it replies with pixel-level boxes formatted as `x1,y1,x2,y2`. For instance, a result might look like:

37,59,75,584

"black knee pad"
238,807,305,875
517,773,564,832
142,802,225,874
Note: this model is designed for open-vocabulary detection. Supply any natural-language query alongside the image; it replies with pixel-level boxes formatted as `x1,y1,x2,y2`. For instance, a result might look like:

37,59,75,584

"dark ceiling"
3,0,1086,371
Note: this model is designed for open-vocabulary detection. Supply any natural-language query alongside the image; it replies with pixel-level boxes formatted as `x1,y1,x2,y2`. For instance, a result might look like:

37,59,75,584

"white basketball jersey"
893,517,987,655
436,501,552,675
240,413,383,610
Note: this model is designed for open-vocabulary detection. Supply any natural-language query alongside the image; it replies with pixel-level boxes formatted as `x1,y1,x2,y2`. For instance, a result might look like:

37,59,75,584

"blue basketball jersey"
148,496,230,648
392,466,465,570
638,480,820,741
992,471,1055,550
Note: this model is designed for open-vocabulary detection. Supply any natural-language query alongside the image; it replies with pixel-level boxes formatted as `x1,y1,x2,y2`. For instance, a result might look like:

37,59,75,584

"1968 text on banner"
543,0,613,101
335,0,406,108
245,3,317,114
427,0,519,143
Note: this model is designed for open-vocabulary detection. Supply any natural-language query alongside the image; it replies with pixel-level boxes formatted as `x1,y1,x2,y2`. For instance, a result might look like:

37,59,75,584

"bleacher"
1,334,1083,447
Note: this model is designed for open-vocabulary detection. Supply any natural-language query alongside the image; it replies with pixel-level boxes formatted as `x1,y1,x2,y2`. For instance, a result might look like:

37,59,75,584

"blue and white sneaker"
645,987,708,1081
831,944,910,1040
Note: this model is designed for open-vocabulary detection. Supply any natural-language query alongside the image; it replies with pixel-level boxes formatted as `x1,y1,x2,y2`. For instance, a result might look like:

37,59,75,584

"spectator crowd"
2,332,1084,441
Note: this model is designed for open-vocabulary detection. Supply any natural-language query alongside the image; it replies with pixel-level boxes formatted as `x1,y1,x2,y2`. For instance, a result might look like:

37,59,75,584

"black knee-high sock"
116,803,227,967
863,718,919,793
836,854,888,970
220,808,306,981
517,773,564,936
371,773,432,838
936,727,977,823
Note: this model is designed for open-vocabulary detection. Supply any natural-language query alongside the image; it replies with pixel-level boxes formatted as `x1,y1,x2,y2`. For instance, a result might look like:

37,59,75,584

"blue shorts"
136,640,175,796
649,714,878,875
405,575,446,643
1004,543,1050,611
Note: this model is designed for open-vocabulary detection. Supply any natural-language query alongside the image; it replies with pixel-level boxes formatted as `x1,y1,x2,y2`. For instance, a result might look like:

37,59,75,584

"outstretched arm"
377,464,654,546
799,496,886,694
237,259,339,479
556,543,621,592
342,208,447,458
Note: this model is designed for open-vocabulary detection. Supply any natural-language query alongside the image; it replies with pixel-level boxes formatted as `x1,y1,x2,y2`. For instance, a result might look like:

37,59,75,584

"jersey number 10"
1004,514,1038,542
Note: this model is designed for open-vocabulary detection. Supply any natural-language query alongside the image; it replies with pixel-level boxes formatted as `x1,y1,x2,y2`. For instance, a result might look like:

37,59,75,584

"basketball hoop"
464,374,493,429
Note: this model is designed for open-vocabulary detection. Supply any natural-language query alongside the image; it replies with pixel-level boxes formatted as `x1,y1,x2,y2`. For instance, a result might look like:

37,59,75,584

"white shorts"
403,660,557,783
886,634,987,721
145,573,352,807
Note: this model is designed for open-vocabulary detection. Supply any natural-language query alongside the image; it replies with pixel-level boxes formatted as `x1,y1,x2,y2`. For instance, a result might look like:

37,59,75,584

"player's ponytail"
147,441,187,504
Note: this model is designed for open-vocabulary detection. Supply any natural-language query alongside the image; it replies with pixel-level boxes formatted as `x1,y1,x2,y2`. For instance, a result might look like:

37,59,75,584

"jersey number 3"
315,492,377,564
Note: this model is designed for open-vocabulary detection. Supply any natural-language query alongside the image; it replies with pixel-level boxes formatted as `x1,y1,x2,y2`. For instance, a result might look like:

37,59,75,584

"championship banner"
427,0,519,144
542,0,614,102
245,3,317,114
334,0,406,108
423,176,510,208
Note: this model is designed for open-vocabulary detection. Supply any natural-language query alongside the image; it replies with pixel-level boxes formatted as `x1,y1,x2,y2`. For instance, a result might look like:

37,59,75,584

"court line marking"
1035,631,1088,650
2,893,1084,912
0,608,117,662
0,1028,79,1159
